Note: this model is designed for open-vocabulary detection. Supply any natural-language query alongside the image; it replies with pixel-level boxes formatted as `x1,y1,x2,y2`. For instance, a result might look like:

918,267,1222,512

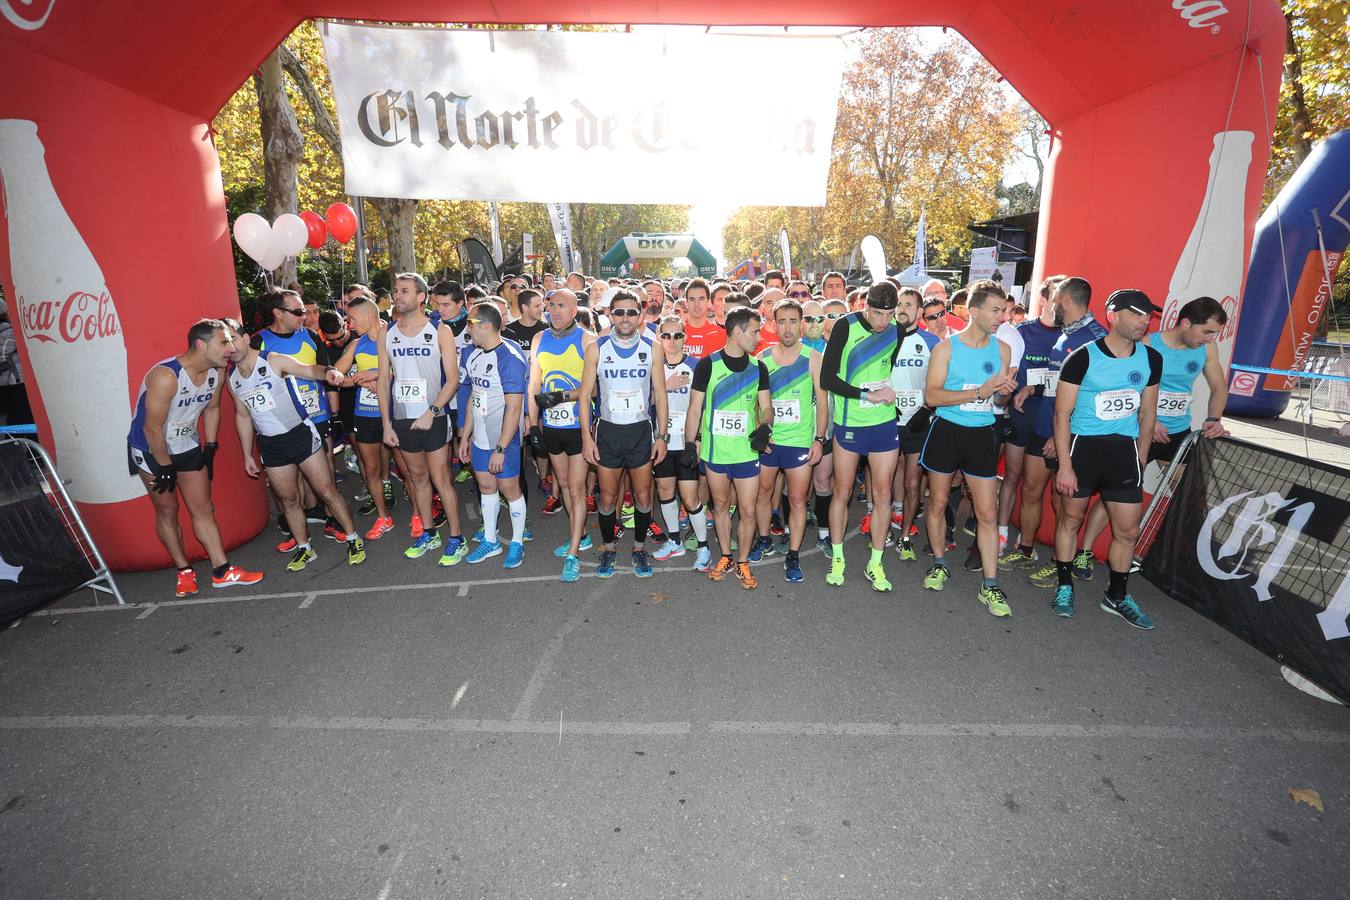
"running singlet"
1014,319,1061,394
1036,315,1108,438
352,334,380,418
889,328,940,425
761,347,815,448
682,320,726,359
831,313,898,428
227,351,311,437
464,341,529,451
1147,332,1208,433
1063,339,1159,439
128,358,218,454
664,354,696,452
697,351,762,466
385,320,445,420
934,334,1004,427
253,328,329,423
535,326,587,431
596,334,655,426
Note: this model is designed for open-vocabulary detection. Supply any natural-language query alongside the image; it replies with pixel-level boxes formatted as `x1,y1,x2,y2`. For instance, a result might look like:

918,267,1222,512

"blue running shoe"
437,536,469,567
466,540,502,564
1100,593,1154,630
522,524,534,543
784,551,804,583
554,533,594,558
560,555,581,582
503,541,524,568
632,550,653,577
404,533,435,559
747,536,768,563
693,546,711,572
471,525,484,543
815,534,831,554
596,550,617,578
1051,585,1075,618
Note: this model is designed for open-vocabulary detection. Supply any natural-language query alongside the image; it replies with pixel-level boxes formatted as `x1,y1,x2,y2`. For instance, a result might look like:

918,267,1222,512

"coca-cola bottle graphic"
1161,130,1253,427
0,119,139,503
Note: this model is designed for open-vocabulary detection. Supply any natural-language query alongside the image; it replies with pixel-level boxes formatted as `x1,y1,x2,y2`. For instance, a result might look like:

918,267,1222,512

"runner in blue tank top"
1052,289,1164,630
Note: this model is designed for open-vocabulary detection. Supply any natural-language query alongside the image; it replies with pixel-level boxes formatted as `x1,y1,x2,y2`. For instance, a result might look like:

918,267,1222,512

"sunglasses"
282,307,306,317
660,332,685,340
509,283,527,290
802,315,825,324
825,312,843,320
924,313,945,322
786,290,812,299
610,308,642,318
467,317,485,325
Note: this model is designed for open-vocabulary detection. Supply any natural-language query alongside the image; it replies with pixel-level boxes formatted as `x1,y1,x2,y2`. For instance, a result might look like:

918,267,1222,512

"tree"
253,48,304,286
1268,0,1349,199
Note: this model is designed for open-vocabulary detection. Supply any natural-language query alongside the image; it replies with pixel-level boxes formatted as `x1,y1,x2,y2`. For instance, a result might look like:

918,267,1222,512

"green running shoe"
825,556,845,586
1072,548,1095,581
864,560,892,592
978,584,1012,617
286,546,317,572
895,539,917,561
1029,563,1059,589
454,467,472,484
438,536,469,567
346,538,366,566
1051,584,1075,617
923,563,949,591
997,546,1038,570
1100,593,1154,630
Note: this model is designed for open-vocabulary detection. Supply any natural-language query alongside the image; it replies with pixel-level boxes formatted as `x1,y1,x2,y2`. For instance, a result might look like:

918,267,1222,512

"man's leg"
1098,499,1153,628
565,452,590,555
141,475,190,570
1052,495,1090,612
1080,498,1112,555
812,451,834,546
175,469,229,568
705,469,735,579
866,450,899,552
784,463,812,552
357,441,391,520
426,446,463,537
754,462,780,553
596,465,623,550
499,470,527,546
627,463,655,553
966,475,1000,581
900,455,923,543
299,451,357,537
828,444,859,549
923,470,955,577
401,449,434,530
1019,456,1051,551
998,443,1025,544
732,474,759,565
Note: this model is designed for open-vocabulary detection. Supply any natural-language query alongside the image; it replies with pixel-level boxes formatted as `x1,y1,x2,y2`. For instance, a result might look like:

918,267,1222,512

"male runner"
378,273,467,563
819,282,904,591
651,315,712,570
127,319,262,596
579,290,669,578
529,289,597,582
330,298,396,539
820,271,848,304
1051,289,1164,628
800,300,828,352
224,325,365,570
458,302,530,566
919,280,1017,615
682,303,771,589
751,299,828,583
681,277,726,359
888,287,941,561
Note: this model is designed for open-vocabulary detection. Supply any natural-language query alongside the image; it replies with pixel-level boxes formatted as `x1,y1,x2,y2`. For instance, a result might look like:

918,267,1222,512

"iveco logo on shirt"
472,376,494,389
894,358,926,368
605,368,648,379
392,346,433,357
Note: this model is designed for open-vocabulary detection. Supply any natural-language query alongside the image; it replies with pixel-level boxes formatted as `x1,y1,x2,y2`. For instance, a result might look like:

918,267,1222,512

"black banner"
460,238,499,287
1141,437,1350,703
0,441,96,626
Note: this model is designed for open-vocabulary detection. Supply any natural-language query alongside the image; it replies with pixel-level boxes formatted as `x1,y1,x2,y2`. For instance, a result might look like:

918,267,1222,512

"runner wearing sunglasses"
651,316,711,570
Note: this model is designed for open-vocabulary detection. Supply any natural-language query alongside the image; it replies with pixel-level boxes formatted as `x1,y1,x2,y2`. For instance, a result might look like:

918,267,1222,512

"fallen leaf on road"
1290,788,1324,812
650,592,668,604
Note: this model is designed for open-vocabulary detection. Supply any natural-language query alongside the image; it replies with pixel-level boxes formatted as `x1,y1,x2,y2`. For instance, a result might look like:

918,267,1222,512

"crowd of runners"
127,267,1230,629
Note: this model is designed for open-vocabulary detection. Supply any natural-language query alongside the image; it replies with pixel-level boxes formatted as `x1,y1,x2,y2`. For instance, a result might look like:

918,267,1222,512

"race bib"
242,388,276,413
1095,389,1140,420
1043,371,1061,398
395,378,427,406
858,380,891,408
959,383,993,413
169,422,197,440
607,388,641,415
772,398,801,424
895,389,923,424
1157,391,1191,417
291,380,321,415
471,390,486,411
711,410,748,437
1025,367,1049,387
545,404,576,427
667,409,687,438
357,386,378,408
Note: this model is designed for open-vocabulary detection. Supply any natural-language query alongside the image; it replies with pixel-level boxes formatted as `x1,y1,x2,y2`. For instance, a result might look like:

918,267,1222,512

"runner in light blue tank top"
934,332,1004,427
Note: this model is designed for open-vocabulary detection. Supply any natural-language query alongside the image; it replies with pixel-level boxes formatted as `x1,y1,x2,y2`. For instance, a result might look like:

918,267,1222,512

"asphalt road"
2,493,1347,899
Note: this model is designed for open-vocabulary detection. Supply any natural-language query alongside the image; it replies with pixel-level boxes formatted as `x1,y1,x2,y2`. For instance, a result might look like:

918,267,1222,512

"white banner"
320,24,845,206
546,202,575,274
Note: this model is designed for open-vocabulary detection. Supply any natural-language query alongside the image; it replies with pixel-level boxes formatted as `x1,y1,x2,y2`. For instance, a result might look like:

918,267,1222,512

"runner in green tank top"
752,299,828,584
682,303,772,590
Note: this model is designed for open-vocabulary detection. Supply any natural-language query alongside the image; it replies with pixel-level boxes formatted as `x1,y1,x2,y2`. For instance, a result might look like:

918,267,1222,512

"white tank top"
228,352,310,437
663,354,695,450
385,319,444,419
597,334,654,426
127,357,218,455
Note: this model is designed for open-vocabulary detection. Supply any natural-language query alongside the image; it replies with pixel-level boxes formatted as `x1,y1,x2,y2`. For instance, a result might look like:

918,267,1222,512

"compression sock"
1056,559,1074,588
659,496,680,534
1107,568,1130,602
480,492,501,544
687,503,708,544
598,509,618,545
508,495,527,544
634,506,651,545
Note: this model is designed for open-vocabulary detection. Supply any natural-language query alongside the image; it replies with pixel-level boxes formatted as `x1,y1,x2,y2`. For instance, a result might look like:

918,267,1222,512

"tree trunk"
1284,12,1314,169
254,50,304,286
367,197,418,274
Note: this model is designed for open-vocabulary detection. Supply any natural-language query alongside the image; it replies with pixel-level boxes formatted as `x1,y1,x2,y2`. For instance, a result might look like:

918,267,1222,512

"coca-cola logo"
1172,0,1228,34
0,0,56,31
19,290,122,344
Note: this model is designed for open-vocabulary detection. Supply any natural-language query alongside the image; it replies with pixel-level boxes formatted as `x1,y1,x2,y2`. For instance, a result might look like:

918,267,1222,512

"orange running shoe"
410,514,424,539
174,569,198,598
211,565,264,589
275,537,298,553
734,562,757,590
707,554,734,582
859,512,872,535
364,516,394,540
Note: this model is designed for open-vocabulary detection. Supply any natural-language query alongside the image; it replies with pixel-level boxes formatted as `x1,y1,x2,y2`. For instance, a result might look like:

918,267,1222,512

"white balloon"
232,212,273,265
272,213,309,257
259,245,287,271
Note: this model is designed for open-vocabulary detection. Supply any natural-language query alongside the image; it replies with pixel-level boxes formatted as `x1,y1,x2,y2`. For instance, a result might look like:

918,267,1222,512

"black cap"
1105,289,1160,316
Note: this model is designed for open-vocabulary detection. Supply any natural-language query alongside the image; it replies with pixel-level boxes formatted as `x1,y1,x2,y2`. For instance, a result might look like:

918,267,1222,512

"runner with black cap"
1051,288,1164,628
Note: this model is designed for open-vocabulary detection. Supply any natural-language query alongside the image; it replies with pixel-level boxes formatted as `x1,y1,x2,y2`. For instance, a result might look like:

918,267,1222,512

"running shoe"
1100,594,1154,630
707,554,733,582
963,546,983,573
286,546,317,572
346,538,367,566
896,539,917,561
816,533,832,555
382,480,396,509
653,539,685,561
503,541,525,569
998,546,1038,570
1072,549,1096,581
410,515,424,539
759,535,779,558
357,497,378,517
454,466,472,484
275,536,299,553
430,497,446,529
684,530,700,551
978,585,1012,617
693,546,712,572
466,540,502,564
438,536,469,567
323,519,347,542
922,564,949,591
586,494,598,515
1029,563,1059,589
734,561,757,590
212,565,264,589
865,560,892,592
275,512,290,534
404,532,439,559
963,515,977,537
560,555,581,583
647,522,665,543
472,526,484,543
769,514,785,537
1051,584,1075,617
825,556,845,586
596,550,617,578
364,516,394,540
890,510,906,531
174,569,197,598
554,534,594,558
523,524,534,542
923,530,957,556
541,494,563,516
783,551,804,583
632,550,653,578
859,512,872,535
305,505,327,524
746,536,769,562
540,474,554,496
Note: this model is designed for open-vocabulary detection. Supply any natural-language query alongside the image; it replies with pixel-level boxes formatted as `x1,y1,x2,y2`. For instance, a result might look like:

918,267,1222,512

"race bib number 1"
1095,389,1140,420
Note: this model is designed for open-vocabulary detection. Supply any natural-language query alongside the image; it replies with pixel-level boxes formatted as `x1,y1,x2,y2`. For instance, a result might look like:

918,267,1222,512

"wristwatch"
860,387,870,401
655,433,670,443
428,403,443,416
492,444,505,454
813,435,826,443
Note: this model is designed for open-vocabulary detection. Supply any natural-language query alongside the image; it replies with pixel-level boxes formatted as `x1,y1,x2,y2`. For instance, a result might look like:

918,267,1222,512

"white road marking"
512,581,606,721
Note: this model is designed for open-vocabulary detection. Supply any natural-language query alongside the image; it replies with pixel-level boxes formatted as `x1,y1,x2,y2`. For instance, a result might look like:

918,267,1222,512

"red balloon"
298,210,327,249
325,202,357,244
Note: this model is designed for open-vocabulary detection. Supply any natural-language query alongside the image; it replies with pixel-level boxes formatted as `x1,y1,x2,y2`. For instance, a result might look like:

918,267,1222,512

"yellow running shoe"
825,556,845,586
978,585,1013,617
865,560,892,592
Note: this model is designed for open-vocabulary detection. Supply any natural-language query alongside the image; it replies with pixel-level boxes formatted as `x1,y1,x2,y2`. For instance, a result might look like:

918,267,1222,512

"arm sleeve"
818,319,862,399
1146,346,1164,386
691,355,714,393
1057,344,1091,385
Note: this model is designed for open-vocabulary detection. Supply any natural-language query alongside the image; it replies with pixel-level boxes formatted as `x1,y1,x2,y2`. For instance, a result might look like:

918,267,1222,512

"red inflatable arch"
0,1,1284,570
